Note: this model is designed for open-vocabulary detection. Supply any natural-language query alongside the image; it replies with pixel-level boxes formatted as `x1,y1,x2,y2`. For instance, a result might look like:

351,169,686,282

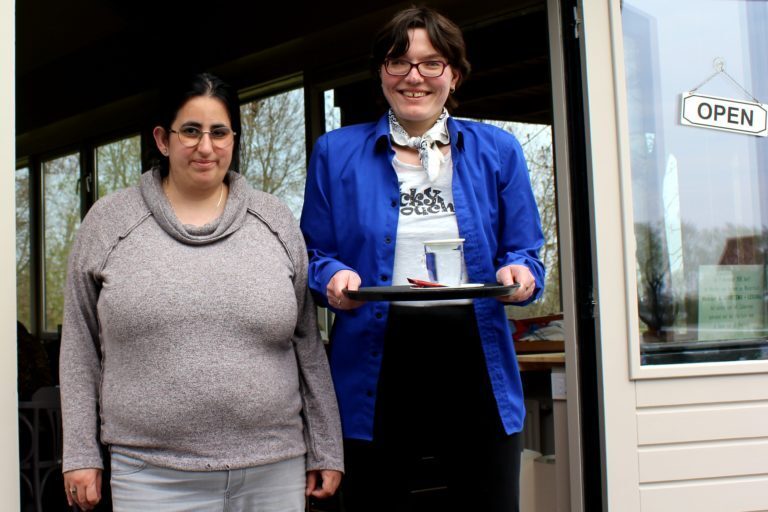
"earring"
162,150,168,156
450,87,456,94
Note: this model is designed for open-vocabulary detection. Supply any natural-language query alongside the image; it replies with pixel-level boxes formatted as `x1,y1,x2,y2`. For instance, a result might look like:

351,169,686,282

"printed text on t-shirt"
400,186,455,216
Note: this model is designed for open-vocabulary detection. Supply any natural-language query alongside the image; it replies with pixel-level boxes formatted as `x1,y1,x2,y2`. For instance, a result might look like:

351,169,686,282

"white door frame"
577,0,643,509
1,0,21,508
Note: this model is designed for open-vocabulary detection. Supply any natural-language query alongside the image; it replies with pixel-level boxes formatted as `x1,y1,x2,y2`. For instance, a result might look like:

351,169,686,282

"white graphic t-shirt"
391,150,470,306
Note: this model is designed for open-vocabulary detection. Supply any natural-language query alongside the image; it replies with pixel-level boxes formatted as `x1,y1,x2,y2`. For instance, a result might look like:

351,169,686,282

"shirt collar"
374,113,464,151
447,117,464,150
374,113,391,152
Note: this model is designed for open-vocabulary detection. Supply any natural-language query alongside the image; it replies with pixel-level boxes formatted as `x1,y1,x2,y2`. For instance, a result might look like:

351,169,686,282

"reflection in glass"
16,167,32,328
44,154,81,332
240,88,306,218
96,135,141,198
623,0,768,364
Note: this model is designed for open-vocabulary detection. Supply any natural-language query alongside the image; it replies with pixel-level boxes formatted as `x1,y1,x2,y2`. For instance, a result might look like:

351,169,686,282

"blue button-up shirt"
300,114,545,440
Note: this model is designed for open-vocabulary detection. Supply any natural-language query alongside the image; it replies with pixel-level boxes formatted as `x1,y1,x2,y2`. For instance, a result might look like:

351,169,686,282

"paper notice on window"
698,265,765,341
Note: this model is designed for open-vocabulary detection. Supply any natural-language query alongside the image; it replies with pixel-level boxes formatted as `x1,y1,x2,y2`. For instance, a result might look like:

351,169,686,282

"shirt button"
366,390,374,397
380,275,388,282
371,351,379,357
391,200,397,207
375,312,382,319
385,236,392,244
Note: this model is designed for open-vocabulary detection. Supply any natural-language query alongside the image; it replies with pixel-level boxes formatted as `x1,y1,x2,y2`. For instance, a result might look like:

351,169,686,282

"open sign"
680,92,767,137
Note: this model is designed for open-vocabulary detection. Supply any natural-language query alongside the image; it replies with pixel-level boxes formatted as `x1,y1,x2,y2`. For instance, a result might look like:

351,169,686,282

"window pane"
324,90,341,133
96,135,141,197
622,0,768,364
43,154,81,332
460,119,561,319
16,167,32,328
240,88,306,218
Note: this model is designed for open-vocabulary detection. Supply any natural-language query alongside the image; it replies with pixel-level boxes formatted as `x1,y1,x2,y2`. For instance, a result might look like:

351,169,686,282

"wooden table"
515,340,565,372
516,352,566,372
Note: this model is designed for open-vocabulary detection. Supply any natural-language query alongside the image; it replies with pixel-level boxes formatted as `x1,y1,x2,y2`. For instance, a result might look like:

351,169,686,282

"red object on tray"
406,277,446,288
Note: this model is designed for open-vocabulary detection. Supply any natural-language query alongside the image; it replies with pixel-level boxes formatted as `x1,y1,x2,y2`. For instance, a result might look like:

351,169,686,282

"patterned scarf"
388,109,450,182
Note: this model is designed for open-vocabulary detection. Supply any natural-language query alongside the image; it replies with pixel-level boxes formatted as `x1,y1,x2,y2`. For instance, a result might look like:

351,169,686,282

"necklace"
215,182,225,208
163,179,225,210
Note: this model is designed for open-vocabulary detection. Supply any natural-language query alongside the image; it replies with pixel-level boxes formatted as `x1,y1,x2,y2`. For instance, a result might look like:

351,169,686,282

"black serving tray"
343,283,519,302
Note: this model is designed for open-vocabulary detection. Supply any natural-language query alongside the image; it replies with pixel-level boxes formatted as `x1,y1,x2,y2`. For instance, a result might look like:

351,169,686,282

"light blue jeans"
110,451,306,512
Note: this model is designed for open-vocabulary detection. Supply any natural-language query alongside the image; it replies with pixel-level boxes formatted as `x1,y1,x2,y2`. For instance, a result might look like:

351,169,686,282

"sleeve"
288,219,344,472
300,134,354,307
495,130,546,305
59,214,106,472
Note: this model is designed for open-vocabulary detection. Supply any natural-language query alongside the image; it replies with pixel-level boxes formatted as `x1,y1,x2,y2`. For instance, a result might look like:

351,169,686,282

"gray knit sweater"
60,169,343,473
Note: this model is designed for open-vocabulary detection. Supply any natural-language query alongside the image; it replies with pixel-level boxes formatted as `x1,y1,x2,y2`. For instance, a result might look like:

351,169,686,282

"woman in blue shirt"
300,7,544,512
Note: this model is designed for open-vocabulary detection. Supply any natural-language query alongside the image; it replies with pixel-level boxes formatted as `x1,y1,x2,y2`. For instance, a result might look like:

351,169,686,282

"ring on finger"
70,487,78,495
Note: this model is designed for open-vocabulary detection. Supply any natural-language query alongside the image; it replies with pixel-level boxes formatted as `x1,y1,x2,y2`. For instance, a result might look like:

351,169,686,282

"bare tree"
520,126,560,318
16,168,32,327
635,221,677,340
97,136,141,198
239,89,306,217
43,155,82,331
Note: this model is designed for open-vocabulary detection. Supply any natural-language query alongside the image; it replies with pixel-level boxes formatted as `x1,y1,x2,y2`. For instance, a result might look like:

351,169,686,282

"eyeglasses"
170,126,236,149
384,59,449,78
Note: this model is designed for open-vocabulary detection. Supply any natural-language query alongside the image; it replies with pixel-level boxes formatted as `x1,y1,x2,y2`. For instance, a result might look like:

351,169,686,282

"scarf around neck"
388,109,450,182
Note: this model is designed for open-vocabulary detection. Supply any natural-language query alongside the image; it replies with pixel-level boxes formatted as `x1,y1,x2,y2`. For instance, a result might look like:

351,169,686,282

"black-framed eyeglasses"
170,126,236,149
384,59,449,78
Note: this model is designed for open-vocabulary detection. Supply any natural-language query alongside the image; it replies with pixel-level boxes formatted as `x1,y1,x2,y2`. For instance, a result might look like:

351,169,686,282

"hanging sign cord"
689,57,761,104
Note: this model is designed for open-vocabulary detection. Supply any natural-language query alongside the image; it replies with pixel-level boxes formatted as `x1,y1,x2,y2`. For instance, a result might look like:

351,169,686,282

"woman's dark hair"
372,6,471,110
151,72,241,176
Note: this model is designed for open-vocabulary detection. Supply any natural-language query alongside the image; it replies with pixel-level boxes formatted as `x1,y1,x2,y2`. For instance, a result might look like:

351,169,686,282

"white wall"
636,375,768,511
0,0,20,508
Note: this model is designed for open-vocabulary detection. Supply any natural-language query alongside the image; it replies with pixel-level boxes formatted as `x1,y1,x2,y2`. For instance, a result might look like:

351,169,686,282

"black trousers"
341,305,522,512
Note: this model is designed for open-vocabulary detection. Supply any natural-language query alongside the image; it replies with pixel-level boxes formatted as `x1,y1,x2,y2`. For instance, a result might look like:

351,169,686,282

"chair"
19,386,63,512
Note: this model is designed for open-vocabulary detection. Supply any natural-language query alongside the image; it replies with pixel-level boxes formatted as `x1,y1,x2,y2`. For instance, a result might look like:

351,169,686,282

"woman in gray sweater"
60,73,343,511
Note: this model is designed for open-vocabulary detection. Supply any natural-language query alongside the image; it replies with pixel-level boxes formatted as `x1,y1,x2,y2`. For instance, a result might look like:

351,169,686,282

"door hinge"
580,289,597,319
573,5,582,39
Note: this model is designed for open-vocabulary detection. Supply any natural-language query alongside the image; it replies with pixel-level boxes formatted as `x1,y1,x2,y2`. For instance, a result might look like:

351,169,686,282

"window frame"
609,1,768,379
15,159,36,331
19,130,145,338
40,149,83,336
